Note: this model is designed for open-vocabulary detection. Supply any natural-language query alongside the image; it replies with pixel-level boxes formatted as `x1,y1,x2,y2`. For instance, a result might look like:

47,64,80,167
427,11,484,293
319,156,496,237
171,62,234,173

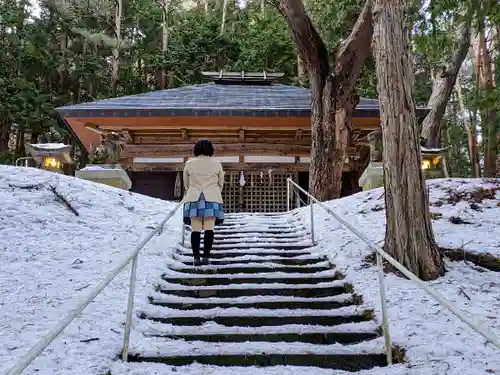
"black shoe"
193,257,201,266
203,230,214,257
201,257,210,266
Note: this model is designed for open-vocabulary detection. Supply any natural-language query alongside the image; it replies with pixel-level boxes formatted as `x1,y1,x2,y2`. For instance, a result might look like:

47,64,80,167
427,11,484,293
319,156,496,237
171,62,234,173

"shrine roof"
56,83,429,118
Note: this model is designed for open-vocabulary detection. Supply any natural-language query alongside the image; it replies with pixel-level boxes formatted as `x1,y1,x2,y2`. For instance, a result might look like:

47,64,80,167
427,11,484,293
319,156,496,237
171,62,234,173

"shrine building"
56,72,428,212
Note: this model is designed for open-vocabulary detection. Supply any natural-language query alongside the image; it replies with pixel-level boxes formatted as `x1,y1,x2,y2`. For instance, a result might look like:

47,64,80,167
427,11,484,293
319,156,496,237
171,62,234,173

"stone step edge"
160,272,344,281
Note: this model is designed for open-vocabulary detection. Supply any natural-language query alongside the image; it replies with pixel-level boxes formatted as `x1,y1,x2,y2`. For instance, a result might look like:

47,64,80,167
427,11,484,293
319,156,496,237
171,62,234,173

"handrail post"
376,251,392,365
309,196,315,245
122,254,139,361
286,178,290,211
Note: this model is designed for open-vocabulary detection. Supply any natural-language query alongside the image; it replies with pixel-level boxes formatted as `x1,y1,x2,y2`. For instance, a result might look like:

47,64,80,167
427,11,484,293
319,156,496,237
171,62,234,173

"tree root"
441,248,500,272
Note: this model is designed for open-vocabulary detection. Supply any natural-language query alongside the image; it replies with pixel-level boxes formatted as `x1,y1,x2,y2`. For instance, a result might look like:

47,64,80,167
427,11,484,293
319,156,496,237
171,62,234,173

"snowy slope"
1,166,499,375
0,166,181,374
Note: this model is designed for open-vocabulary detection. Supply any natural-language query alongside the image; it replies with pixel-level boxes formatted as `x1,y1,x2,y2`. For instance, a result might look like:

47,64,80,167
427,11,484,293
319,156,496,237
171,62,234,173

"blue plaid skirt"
183,193,225,226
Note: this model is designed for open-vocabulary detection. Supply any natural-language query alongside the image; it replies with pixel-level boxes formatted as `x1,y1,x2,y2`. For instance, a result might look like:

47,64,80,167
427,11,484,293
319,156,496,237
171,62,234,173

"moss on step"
362,309,374,320
343,283,354,293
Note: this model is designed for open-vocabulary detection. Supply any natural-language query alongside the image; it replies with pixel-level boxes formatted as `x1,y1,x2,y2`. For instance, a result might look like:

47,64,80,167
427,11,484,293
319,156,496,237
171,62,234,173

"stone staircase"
128,212,394,371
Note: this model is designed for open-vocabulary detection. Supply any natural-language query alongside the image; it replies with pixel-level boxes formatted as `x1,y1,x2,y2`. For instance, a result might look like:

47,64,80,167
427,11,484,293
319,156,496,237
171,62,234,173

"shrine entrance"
222,171,292,213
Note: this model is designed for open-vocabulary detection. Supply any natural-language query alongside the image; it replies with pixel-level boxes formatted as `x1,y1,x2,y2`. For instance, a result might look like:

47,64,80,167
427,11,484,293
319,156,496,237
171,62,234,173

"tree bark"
476,24,497,177
111,0,123,96
372,0,445,280
278,0,373,200
297,55,308,87
159,0,170,89
220,0,229,35
455,79,480,177
420,19,472,148
0,119,10,153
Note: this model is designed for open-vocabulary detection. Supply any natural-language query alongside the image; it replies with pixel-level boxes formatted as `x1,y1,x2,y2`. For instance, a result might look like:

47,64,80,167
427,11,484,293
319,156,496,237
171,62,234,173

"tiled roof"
56,83,428,118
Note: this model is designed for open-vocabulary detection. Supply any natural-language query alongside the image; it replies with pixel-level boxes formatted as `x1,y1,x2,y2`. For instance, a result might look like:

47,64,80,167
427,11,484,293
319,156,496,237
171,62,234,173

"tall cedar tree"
372,0,445,280
277,0,373,200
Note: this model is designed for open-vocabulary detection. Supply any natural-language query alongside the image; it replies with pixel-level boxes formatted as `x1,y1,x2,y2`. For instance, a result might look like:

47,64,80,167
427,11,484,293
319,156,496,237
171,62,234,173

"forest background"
0,0,498,177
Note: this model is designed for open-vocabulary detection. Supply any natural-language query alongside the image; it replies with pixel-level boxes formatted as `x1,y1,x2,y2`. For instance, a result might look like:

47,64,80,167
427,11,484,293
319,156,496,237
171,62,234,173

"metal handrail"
286,178,500,364
6,201,184,375
15,157,35,167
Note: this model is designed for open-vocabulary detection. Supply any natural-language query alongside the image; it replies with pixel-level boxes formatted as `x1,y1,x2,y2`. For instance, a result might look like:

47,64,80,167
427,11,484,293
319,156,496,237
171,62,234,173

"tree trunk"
372,0,445,280
477,26,497,177
279,0,373,200
15,128,25,159
111,0,123,96
420,19,472,148
297,55,308,86
160,0,170,89
455,79,480,177
220,0,228,35
0,120,10,153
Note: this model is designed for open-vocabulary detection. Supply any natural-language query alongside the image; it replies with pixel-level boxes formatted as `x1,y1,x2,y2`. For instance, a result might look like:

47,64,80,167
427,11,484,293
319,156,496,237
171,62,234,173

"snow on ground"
1,166,499,375
0,165,182,375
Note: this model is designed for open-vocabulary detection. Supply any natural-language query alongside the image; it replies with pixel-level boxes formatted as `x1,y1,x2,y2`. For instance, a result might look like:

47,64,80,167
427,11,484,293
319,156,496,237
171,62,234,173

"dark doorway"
130,171,180,201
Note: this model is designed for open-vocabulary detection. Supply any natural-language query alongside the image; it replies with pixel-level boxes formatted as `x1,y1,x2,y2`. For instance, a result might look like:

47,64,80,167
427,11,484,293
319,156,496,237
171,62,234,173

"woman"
183,139,225,266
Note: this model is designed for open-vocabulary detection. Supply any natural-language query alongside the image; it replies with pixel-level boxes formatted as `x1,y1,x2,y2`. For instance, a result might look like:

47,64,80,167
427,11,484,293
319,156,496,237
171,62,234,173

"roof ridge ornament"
201,71,284,85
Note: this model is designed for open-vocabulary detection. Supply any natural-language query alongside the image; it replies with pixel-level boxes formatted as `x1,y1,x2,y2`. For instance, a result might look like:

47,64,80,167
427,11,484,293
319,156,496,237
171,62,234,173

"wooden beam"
133,162,311,172
131,136,313,146
239,129,245,141
132,162,355,173
123,143,311,158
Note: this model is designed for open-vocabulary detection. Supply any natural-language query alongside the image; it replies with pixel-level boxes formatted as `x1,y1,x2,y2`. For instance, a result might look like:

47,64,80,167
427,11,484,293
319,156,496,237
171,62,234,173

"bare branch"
335,0,373,101
277,0,329,79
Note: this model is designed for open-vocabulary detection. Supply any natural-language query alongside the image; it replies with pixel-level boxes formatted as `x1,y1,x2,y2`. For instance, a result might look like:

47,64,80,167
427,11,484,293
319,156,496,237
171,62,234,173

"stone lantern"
421,146,448,178
358,131,449,191
25,143,73,174
358,130,384,191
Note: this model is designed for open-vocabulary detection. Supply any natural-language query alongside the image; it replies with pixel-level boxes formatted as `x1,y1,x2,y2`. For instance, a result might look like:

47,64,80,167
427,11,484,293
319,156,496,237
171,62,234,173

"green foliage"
0,0,497,177
0,151,15,165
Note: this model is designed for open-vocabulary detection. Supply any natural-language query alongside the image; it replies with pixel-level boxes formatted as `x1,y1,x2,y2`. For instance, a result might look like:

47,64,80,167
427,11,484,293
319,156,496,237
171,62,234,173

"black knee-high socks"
203,230,214,257
191,232,201,259
191,230,214,260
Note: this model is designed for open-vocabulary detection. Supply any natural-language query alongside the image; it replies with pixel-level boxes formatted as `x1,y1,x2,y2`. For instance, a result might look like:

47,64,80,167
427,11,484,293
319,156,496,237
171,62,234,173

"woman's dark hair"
193,138,214,157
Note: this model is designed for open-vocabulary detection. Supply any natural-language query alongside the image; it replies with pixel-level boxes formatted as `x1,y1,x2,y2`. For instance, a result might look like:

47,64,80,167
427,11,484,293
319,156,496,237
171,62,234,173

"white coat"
183,155,224,203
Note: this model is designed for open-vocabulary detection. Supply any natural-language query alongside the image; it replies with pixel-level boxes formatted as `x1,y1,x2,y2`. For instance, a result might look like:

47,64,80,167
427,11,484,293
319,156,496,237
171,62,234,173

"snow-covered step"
182,243,313,250
139,319,378,334
161,274,342,286
195,231,311,240
150,293,362,310
174,256,326,266
141,311,371,327
192,237,312,245
176,248,313,258
127,338,390,370
156,282,350,298
191,227,309,235
141,322,380,345
213,225,308,232
168,263,331,274
124,212,391,372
